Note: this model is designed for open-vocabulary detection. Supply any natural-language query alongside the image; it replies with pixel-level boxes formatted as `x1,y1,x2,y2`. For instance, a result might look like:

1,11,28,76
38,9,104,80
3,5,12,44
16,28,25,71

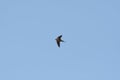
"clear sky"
0,0,120,80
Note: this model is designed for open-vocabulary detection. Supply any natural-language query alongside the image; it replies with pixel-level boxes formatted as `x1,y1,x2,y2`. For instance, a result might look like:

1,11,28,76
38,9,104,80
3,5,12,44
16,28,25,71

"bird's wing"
58,35,62,39
56,40,60,47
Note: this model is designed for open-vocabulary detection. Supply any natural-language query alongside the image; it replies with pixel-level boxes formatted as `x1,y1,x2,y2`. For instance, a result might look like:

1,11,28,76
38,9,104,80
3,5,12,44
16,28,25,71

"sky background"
0,0,120,80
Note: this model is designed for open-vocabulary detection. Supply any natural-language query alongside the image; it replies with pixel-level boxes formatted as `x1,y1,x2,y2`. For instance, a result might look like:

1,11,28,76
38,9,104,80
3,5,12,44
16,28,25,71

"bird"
55,35,64,47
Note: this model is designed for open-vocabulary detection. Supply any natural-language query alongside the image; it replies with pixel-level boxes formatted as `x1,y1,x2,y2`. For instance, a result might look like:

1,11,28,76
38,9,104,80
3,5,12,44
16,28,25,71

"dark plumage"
55,35,64,47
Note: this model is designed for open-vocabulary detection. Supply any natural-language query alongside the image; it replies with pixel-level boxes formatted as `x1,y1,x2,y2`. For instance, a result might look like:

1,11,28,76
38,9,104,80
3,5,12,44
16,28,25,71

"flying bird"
55,35,64,47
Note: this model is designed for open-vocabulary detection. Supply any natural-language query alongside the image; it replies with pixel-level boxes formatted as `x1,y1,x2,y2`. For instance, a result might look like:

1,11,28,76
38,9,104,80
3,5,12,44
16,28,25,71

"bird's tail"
61,40,66,42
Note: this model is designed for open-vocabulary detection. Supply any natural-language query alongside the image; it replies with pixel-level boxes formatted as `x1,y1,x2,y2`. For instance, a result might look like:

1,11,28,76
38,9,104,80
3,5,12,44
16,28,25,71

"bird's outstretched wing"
58,35,62,39
56,40,60,47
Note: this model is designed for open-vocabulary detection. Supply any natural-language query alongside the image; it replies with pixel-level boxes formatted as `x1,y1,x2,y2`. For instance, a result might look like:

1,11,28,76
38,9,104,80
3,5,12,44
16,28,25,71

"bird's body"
55,35,64,47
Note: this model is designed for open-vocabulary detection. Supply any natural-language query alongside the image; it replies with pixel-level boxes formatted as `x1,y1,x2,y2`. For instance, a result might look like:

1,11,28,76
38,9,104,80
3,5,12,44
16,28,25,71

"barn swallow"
55,35,64,47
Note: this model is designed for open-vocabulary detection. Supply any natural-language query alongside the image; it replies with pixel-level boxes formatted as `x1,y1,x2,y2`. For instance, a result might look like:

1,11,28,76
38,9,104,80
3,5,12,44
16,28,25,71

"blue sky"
0,0,120,80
